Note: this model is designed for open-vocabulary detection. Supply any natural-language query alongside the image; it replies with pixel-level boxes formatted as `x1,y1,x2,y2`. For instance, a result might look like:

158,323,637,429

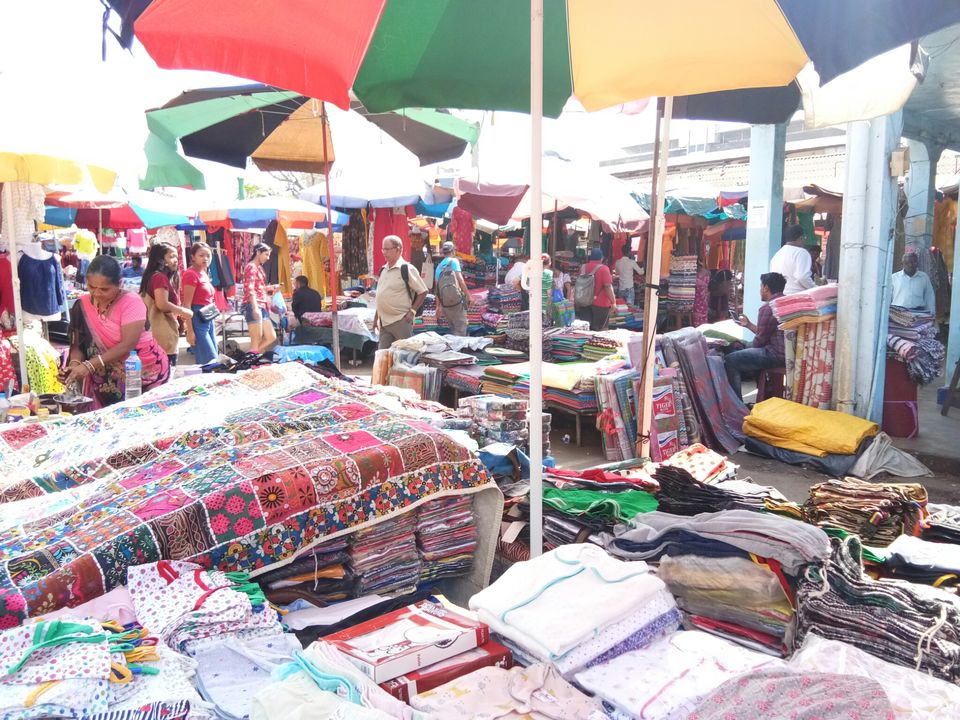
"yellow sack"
743,397,878,457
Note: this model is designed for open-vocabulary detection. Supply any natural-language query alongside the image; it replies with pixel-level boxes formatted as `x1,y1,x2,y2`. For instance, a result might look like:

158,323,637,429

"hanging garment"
18,254,65,316
274,222,293,295
1,183,45,250
127,227,148,254
343,209,369,277
0,255,13,317
449,206,474,255
261,221,281,286
302,230,330,298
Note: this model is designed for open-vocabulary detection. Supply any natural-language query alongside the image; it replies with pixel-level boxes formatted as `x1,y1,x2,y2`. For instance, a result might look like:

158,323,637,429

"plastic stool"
756,367,786,402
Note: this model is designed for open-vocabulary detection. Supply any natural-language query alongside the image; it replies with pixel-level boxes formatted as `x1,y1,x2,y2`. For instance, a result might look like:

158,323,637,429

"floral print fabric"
0,365,491,630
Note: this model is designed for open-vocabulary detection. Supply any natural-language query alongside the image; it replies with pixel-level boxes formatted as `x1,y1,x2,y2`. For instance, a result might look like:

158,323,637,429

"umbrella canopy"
197,197,338,230
134,0,960,116
45,189,196,230
146,84,478,171
299,166,424,209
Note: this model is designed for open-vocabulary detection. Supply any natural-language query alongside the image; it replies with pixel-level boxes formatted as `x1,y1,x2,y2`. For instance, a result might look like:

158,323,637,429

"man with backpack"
374,235,428,349
575,248,616,331
435,241,471,336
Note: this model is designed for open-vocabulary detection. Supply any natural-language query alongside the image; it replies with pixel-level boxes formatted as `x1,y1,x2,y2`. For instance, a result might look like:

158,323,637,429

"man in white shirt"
769,225,815,295
614,244,644,307
891,251,936,315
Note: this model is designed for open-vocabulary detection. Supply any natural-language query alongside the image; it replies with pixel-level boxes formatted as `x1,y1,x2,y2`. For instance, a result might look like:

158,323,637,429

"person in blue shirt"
435,242,470,336
121,256,144,279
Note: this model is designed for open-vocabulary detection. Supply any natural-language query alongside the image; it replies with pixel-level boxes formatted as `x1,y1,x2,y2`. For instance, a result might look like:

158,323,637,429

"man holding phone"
724,272,786,400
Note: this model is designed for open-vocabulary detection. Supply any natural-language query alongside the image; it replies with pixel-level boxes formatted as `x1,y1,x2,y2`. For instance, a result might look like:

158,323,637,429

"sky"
2,0,732,199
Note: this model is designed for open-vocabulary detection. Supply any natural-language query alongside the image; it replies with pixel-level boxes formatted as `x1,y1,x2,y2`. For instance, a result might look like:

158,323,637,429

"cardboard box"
379,641,513,702
322,600,489,683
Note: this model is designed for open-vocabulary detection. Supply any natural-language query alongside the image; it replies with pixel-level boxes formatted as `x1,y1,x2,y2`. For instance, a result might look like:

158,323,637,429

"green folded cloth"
543,487,658,523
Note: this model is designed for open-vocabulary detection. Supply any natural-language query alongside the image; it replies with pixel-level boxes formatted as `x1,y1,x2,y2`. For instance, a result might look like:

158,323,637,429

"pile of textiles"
480,310,507,333
460,256,497,288
646,372,692,461
595,368,639,461
547,328,591,361
299,311,333,327
465,289,488,325
797,534,960,683
256,536,353,605
542,386,597,412
804,476,928,546
768,285,840,407
349,511,422,595
582,333,622,361
659,328,745,454
659,443,733,484
923,503,960,543
487,284,521,313
881,533,960,588
445,364,485,394
417,495,477,583
480,364,528,397
0,365,492,629
543,485,657,525
768,284,838,329
388,361,443,401
421,350,477,368
658,554,796,656
602,509,831,576
666,254,697,310
888,305,945,384
743,396,878,459
653,465,790,516
469,544,681,675
575,630,785,719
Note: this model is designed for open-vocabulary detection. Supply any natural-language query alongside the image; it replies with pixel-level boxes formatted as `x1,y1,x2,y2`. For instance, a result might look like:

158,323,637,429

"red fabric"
182,268,215,306
372,206,414,271
0,257,13,317
146,272,180,305
74,206,146,231
0,340,16,392
135,0,387,109
242,262,268,306
455,180,528,225
449,206,474,255
584,260,613,307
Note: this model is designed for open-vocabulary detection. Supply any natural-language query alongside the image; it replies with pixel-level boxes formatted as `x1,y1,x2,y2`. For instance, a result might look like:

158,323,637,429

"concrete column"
904,139,942,256
947,218,960,381
743,123,787,323
835,112,903,421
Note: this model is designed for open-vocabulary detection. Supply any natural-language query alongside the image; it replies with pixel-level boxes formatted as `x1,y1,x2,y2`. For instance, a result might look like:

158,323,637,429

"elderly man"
891,251,936,315
374,234,427,349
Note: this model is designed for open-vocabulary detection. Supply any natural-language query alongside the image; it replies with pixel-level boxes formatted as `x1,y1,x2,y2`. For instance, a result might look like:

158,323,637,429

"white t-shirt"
615,256,644,289
504,261,525,288
769,244,814,295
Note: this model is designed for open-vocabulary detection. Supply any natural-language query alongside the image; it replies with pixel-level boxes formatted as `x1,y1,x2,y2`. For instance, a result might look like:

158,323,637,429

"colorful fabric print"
203,481,264,543
394,435,440,474
252,468,318,525
330,402,377,421
22,554,104,617
105,444,161,471
93,526,161,590
6,541,80,587
129,488,193,522
148,502,216,561
0,422,47,451
322,430,381,454
287,389,329,405
305,457,361,500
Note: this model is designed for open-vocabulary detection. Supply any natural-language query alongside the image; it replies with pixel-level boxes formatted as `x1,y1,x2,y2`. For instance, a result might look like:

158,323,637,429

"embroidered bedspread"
0,365,491,629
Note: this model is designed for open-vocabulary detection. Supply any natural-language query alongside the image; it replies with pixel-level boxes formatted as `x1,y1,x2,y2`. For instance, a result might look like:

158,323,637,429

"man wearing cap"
374,234,427,349
891,251,936,315
769,224,815,295
581,248,615,331
435,241,470,336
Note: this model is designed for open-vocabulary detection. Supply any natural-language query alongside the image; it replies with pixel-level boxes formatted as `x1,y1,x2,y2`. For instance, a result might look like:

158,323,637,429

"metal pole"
320,104,341,370
636,97,673,458
528,0,544,557
2,184,30,390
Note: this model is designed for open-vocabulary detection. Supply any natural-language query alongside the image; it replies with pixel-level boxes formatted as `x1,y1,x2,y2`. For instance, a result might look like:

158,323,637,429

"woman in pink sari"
61,255,170,408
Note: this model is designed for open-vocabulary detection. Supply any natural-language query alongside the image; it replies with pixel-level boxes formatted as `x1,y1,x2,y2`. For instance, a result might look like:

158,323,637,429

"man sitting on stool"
724,272,786,401
291,275,323,322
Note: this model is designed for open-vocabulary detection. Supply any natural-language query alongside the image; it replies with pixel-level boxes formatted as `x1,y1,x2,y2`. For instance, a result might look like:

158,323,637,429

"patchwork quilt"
0,365,491,629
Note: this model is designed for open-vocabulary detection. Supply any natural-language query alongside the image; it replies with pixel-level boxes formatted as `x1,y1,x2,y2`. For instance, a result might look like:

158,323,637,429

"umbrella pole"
2,185,30,391
321,104,341,370
637,97,673,458
528,0,544,558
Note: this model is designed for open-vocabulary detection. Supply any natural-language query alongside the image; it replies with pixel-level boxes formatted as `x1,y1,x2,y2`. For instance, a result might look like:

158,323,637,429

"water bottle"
124,350,142,400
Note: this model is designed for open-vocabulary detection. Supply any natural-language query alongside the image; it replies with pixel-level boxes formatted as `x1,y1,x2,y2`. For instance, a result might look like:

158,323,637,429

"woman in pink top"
242,242,276,353
182,242,219,364
61,255,170,408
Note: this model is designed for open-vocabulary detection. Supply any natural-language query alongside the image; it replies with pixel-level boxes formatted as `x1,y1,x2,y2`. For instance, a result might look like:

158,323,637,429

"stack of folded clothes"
666,255,697,310
798,534,960,683
466,289,489,326
547,329,591,361
768,284,838,329
488,284,521,313
257,537,354,605
349,512,422,595
582,333,622,361
445,364,486,394
804,476,928,546
470,544,681,676
654,465,789,516
887,305,945,385
417,495,478,584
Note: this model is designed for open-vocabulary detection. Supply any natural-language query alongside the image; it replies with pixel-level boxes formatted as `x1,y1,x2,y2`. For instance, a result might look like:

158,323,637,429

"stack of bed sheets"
888,305,945,385
349,512,422,596
547,328,591,362
666,255,698,310
768,284,838,329
445,364,486,394
582,334,622,361
488,284,521,313
417,495,478,584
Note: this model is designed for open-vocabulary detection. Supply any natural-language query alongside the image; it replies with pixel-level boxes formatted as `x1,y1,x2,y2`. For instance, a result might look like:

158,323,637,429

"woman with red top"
140,243,192,366
182,242,219,365
242,242,276,353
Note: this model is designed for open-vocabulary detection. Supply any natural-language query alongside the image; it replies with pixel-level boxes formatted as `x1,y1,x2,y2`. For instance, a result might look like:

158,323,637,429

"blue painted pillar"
904,139,941,254
743,124,787,324
835,112,903,420
947,217,960,380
